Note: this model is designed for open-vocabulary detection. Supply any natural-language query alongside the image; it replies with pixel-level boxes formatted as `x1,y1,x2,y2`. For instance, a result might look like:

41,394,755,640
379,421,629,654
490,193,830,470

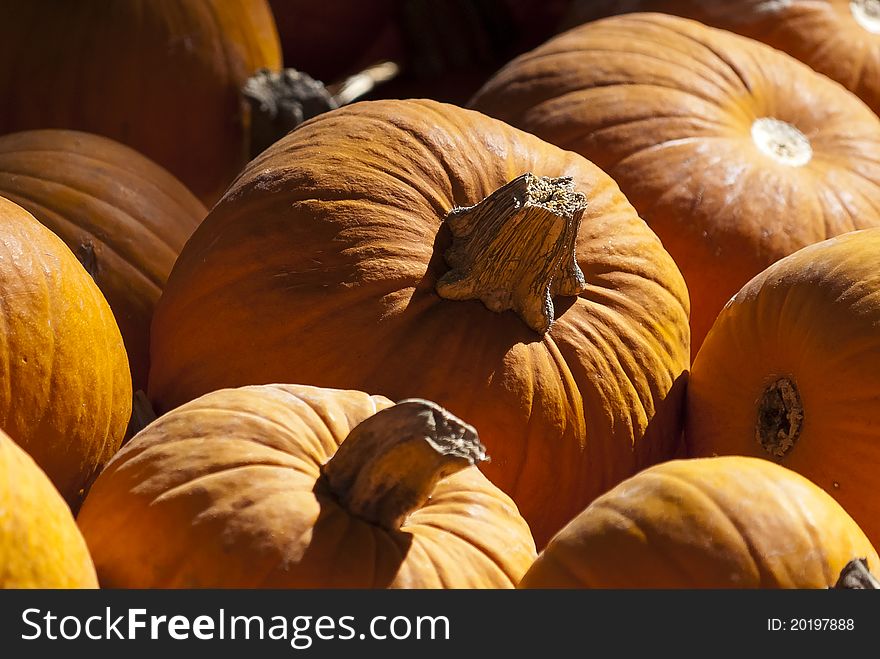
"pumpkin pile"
2,2,880,590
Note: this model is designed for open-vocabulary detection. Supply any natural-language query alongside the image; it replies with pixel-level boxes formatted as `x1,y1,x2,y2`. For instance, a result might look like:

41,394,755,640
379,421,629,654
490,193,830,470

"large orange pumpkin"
470,13,880,354
1,430,97,588
148,99,690,546
78,384,536,588
564,1,880,119
687,228,880,548
520,456,880,589
0,129,206,391
0,196,131,507
0,0,281,205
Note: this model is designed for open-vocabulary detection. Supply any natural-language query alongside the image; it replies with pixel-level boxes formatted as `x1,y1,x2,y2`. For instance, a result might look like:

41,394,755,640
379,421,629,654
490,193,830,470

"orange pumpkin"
78,384,536,588
687,228,880,548
1,430,97,588
148,99,690,547
470,13,880,354
0,129,206,391
0,0,281,205
564,1,880,119
520,456,880,589
0,196,131,507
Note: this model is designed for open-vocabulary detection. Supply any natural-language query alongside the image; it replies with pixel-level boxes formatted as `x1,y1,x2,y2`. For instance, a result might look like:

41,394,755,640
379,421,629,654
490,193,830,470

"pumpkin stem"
321,399,487,531
243,68,338,159
243,61,400,158
833,558,880,589
435,173,588,334
756,377,803,458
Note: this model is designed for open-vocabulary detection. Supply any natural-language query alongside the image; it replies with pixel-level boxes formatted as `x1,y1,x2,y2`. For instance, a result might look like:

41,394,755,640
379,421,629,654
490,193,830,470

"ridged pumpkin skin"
687,229,880,548
1,430,97,588
470,13,880,354
0,0,281,205
148,99,690,546
564,0,880,119
0,130,206,391
0,196,131,507
77,384,537,588
520,457,880,589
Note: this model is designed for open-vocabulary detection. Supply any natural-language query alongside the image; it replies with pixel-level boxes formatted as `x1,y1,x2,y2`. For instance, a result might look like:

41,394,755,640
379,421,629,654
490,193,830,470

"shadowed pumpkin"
0,0,281,205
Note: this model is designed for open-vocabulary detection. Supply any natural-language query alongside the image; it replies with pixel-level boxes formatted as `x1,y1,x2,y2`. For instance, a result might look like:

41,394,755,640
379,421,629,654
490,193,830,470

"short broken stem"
435,173,588,334
242,61,400,158
756,377,803,458
321,399,487,531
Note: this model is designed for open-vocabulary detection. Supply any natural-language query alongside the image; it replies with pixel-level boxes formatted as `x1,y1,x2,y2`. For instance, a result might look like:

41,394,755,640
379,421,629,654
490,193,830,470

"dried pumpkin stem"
833,558,880,589
243,68,338,159
756,377,803,457
243,62,400,158
435,173,588,334
321,399,487,531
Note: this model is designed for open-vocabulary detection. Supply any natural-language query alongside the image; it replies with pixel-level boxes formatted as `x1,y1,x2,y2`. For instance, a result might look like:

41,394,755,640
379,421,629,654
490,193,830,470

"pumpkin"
686,228,880,548
0,196,131,507
147,99,690,547
77,384,536,588
0,129,206,392
564,1,880,119
520,456,880,589
0,0,281,205
470,13,880,354
1,429,97,588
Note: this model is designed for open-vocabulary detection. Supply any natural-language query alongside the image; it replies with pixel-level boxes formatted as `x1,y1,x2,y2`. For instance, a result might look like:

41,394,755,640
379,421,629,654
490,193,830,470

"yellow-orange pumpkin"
78,384,536,588
0,0,281,205
687,228,880,548
1,430,97,588
0,196,131,507
470,13,880,354
520,457,880,589
0,129,206,391
148,99,690,546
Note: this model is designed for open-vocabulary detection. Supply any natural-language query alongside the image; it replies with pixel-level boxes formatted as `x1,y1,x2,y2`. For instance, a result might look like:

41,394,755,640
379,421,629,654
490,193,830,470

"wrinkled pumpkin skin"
687,229,880,549
0,0,281,205
0,129,206,391
470,13,880,354
521,457,880,589
0,196,131,508
148,99,690,547
0,430,98,588
77,384,536,588
564,1,880,119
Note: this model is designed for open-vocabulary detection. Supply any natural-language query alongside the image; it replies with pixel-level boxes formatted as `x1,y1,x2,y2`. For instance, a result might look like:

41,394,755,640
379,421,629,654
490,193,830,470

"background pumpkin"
0,129,206,392
563,1,880,119
147,98,690,547
687,228,880,549
0,0,281,205
0,429,97,588
0,196,131,508
77,384,536,588
520,456,880,589
470,13,880,354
